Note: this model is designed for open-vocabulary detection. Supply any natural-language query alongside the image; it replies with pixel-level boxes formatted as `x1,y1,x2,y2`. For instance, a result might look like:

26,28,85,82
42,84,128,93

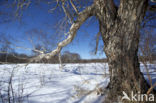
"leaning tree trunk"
94,0,152,102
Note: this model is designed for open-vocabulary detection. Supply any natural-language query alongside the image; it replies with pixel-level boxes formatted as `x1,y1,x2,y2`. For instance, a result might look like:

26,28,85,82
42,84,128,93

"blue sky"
0,1,106,59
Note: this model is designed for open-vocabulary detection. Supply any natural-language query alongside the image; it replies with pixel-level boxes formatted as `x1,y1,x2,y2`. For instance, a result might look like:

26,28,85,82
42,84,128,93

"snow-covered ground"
0,63,155,103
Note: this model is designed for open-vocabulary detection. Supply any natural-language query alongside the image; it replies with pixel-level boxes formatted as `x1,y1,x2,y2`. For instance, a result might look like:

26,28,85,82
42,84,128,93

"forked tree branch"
62,1,73,24
30,4,95,62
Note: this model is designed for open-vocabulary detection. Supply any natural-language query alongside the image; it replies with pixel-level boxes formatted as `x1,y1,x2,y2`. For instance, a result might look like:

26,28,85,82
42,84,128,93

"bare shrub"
0,65,29,103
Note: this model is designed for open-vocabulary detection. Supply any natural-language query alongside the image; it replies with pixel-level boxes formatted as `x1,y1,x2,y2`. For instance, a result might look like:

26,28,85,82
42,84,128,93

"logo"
121,91,154,102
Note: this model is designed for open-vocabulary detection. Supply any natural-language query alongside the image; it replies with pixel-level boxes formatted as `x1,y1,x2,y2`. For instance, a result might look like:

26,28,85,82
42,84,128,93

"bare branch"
62,1,73,24
70,0,78,14
30,4,95,62
94,32,100,54
15,0,31,17
147,82,156,95
49,0,60,13
142,16,156,28
14,45,44,54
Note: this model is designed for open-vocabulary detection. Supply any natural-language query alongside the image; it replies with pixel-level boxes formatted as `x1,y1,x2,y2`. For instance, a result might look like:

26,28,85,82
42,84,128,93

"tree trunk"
94,0,154,102
102,20,150,102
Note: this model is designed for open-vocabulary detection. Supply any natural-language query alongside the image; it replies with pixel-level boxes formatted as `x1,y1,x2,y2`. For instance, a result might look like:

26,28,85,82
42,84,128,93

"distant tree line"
1,50,156,64
31,51,108,63
0,54,25,63
0,50,109,64
0,53,30,63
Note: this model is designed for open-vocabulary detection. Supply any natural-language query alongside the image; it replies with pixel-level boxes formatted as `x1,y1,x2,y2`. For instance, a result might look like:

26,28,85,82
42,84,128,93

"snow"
0,63,155,103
